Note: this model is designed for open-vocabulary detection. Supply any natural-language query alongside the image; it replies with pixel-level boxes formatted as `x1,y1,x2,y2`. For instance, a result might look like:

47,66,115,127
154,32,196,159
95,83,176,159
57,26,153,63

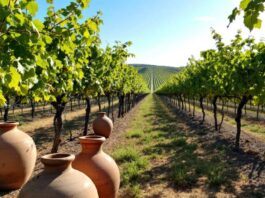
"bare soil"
164,97,265,197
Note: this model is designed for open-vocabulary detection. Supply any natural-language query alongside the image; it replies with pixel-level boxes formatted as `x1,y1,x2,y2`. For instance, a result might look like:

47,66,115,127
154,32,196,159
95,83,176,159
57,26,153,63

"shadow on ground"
135,95,265,197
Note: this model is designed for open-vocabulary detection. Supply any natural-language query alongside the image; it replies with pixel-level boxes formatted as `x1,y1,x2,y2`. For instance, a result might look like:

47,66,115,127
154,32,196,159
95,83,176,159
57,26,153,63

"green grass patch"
111,96,156,197
122,184,141,198
112,147,140,163
245,124,265,134
113,147,149,187
206,164,226,187
170,137,228,188
172,163,196,187
172,153,228,188
122,157,149,185
126,130,144,138
142,133,154,144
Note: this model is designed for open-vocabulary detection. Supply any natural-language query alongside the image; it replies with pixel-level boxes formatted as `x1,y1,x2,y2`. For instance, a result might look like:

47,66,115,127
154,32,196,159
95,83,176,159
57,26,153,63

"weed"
206,164,226,187
172,163,196,187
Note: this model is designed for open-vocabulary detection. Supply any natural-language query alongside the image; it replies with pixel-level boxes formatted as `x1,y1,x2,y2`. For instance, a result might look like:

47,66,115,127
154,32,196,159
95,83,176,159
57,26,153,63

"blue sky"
36,0,265,67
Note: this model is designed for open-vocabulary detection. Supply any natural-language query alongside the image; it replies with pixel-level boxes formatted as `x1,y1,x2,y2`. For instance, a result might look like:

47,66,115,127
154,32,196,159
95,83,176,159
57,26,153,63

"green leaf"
83,30,90,38
228,8,240,24
24,68,36,79
0,6,9,21
0,0,9,6
240,0,251,10
8,66,21,90
55,60,63,68
36,55,48,69
244,12,259,30
14,13,25,25
254,19,262,29
20,84,29,95
257,4,265,12
0,92,6,106
26,1,38,16
33,19,44,31
77,0,90,8
88,20,98,32
44,35,52,44
78,70,84,79
46,0,53,3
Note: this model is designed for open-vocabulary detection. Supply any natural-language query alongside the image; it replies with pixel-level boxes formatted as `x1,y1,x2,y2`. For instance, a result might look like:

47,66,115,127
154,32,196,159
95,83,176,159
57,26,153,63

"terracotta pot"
19,153,99,198
73,135,120,198
0,122,37,190
92,112,113,138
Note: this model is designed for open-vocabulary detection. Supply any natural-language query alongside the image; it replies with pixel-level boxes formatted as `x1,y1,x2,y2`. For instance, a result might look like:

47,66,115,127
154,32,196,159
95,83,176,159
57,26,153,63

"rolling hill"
131,64,182,92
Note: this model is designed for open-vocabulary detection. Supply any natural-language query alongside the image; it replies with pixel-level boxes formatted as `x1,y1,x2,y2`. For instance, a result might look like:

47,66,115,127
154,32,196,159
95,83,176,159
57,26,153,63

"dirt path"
113,95,265,197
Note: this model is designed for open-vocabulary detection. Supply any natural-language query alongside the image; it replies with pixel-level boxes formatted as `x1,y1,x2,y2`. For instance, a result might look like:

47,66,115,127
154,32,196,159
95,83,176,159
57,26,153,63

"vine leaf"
7,67,21,90
240,0,251,10
26,1,38,16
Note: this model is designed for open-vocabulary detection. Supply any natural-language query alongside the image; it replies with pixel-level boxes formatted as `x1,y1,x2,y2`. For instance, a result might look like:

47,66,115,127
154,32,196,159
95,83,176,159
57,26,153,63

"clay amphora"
0,122,37,190
73,135,120,198
19,153,99,198
92,112,113,138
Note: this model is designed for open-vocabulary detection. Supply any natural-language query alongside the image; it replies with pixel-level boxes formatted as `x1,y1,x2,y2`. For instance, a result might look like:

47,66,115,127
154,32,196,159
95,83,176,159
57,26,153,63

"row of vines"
0,0,148,152
138,66,179,91
157,30,265,149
